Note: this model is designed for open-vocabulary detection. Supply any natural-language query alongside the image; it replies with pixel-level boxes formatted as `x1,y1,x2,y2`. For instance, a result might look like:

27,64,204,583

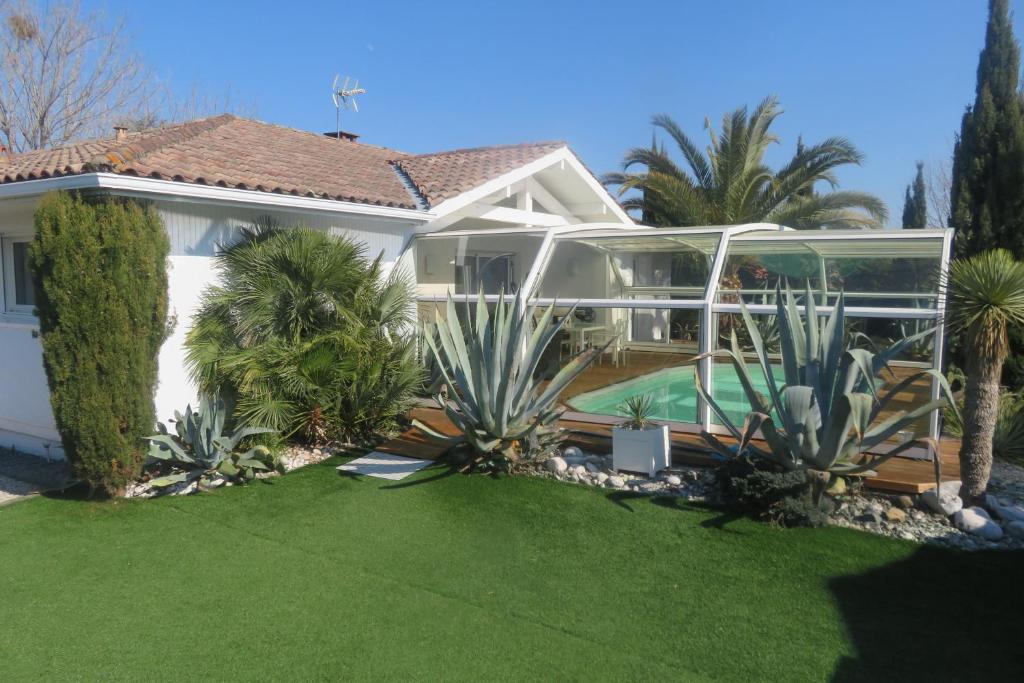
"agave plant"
414,289,608,468
145,394,278,488
695,283,954,476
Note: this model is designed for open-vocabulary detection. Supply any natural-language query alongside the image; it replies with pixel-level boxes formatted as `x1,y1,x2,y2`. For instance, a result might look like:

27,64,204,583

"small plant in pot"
612,394,671,476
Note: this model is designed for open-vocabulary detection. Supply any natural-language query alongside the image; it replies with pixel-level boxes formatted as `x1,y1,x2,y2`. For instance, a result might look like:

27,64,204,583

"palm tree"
605,96,888,229
185,220,422,443
946,249,1024,503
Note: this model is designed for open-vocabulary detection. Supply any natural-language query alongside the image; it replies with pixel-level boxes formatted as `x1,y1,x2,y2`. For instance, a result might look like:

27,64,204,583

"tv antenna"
331,74,365,139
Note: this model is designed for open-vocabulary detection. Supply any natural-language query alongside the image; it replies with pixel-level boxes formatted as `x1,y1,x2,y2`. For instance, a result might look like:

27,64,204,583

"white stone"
665,475,682,486
595,472,609,484
939,480,962,497
1006,520,1024,540
172,481,198,496
954,507,1004,541
544,457,567,475
922,489,963,516
608,475,626,489
571,464,586,476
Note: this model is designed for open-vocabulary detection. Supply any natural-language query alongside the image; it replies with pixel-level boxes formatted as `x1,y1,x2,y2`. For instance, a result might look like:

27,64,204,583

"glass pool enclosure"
400,223,953,441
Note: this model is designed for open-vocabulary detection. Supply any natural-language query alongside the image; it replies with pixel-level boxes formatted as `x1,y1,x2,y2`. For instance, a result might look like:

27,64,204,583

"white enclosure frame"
405,223,954,444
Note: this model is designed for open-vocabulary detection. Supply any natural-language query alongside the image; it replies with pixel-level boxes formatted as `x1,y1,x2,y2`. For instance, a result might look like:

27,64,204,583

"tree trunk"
958,351,1003,505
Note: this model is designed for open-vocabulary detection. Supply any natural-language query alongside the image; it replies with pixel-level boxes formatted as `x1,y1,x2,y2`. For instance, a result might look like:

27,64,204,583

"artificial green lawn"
1,457,1021,681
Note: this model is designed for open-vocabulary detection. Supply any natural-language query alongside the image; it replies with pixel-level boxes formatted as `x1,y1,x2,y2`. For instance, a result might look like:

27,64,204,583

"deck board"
385,407,960,495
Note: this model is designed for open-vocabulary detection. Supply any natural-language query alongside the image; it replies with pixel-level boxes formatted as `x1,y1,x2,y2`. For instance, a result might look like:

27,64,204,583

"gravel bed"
0,447,71,489
278,445,336,471
531,447,1024,552
124,444,340,498
0,474,42,506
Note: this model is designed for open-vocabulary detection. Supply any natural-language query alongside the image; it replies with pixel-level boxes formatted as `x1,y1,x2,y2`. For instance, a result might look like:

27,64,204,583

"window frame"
1,234,36,316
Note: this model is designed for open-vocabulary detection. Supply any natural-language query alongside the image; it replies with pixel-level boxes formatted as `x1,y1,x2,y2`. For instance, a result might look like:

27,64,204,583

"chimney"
113,125,128,140
322,130,360,142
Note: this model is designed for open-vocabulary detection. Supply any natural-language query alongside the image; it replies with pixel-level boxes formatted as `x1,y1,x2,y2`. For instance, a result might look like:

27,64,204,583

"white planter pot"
612,424,671,476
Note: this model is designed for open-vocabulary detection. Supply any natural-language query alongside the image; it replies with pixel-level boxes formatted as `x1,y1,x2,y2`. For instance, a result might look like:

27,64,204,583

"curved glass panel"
717,233,944,309
536,232,721,302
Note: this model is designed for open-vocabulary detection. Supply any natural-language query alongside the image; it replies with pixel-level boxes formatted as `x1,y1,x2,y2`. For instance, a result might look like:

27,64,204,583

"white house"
0,114,633,458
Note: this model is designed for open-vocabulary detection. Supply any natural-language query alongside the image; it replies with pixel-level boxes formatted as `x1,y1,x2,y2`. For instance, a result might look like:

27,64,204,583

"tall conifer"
950,0,1024,256
901,162,927,229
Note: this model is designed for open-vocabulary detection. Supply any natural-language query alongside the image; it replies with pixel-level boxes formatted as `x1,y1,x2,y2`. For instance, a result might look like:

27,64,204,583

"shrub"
30,192,169,495
185,222,421,443
718,457,831,528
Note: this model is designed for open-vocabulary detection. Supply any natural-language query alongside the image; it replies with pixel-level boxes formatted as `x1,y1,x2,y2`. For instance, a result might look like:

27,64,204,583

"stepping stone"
337,452,433,481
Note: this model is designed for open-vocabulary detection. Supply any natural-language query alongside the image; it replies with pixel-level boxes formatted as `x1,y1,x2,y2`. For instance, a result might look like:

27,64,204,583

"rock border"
532,447,1024,552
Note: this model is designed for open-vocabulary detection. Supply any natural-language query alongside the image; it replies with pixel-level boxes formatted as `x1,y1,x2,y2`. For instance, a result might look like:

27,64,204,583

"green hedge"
30,192,169,495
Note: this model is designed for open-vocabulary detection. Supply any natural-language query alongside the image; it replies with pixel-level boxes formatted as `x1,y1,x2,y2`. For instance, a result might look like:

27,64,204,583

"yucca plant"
414,289,607,469
946,249,1024,501
144,394,278,488
695,282,954,476
618,394,658,430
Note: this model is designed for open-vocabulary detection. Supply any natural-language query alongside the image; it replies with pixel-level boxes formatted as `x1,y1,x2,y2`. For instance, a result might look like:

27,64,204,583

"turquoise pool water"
567,364,782,425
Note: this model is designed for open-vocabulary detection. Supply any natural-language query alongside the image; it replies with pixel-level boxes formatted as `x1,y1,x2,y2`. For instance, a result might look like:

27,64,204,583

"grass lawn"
1,456,1021,681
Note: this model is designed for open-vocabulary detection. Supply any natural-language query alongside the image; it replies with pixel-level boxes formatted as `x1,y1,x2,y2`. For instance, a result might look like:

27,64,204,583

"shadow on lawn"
607,491,749,532
829,545,1024,680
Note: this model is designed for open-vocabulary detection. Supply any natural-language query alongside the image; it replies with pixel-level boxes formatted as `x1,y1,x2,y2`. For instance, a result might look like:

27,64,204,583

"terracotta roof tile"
393,141,566,206
0,115,570,211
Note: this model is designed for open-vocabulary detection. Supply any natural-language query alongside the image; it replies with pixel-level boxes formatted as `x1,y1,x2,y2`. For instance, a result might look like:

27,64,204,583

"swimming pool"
567,363,782,425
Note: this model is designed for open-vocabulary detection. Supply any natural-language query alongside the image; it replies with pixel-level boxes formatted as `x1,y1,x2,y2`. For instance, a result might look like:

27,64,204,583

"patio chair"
590,318,628,367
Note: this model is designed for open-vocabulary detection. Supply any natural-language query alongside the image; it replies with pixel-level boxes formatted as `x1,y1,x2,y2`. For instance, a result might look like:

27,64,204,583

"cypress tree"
30,192,169,496
950,0,1024,257
901,161,927,229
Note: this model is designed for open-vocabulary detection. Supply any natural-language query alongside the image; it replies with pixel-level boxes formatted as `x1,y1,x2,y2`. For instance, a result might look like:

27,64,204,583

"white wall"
0,194,422,457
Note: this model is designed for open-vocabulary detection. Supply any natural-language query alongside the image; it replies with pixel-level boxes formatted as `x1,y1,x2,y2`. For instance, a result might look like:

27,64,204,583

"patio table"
563,323,606,354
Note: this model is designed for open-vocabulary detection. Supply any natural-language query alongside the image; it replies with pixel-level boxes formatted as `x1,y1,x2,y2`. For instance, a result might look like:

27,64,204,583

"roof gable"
393,142,566,206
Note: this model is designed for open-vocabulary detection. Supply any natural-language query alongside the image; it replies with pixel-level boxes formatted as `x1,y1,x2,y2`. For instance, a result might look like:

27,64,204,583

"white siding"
156,201,411,264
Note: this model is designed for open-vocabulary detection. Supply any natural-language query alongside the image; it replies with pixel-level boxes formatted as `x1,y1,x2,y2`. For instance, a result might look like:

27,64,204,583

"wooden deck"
387,406,960,494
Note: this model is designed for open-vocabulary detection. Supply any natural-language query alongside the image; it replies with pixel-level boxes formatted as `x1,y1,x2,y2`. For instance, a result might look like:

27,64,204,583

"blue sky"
88,0,1019,223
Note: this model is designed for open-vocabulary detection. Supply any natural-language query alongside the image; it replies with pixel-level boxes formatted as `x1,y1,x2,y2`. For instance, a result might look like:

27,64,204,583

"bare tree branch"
0,0,149,152
926,157,952,228
124,80,258,132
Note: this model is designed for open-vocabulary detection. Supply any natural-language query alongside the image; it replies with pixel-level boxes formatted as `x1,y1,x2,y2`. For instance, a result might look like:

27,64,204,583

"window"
454,253,516,295
12,242,34,306
2,237,35,313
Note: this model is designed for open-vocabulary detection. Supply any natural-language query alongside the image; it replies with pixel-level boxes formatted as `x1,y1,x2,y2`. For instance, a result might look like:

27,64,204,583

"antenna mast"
331,74,366,139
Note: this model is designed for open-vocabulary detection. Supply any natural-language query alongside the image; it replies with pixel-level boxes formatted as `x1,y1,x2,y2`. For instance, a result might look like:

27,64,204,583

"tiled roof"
394,141,566,206
0,115,569,211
